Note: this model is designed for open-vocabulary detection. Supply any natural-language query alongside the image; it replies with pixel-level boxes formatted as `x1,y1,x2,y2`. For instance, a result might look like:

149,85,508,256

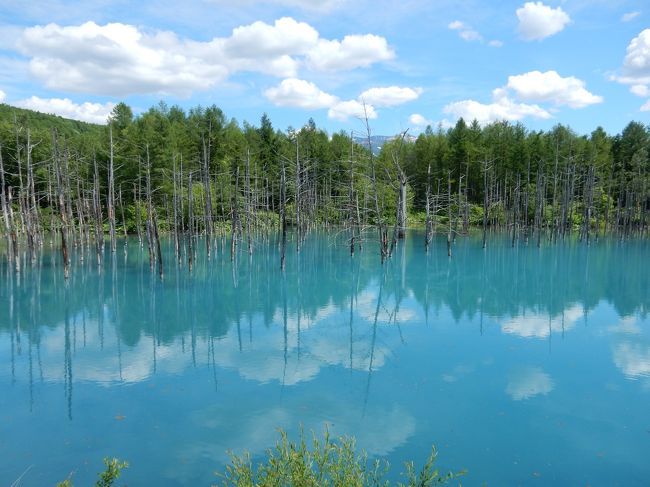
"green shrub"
56,457,128,487
217,429,465,487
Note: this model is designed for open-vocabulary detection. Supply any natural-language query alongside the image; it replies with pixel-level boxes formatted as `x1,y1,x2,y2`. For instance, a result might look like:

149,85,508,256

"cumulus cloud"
328,99,377,121
0,89,5,103
16,19,394,97
448,20,482,42
621,11,640,22
617,29,650,84
444,87,551,125
17,22,229,96
264,78,417,121
506,70,603,108
612,29,650,110
264,78,337,109
409,113,432,127
516,2,571,41
223,17,318,58
443,70,601,125
12,96,115,124
306,34,394,71
358,86,422,107
488,40,504,47
506,367,554,400
641,100,650,111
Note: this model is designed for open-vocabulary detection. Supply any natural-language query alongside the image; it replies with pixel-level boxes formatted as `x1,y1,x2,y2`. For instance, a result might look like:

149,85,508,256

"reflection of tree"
407,234,650,323
2,231,650,367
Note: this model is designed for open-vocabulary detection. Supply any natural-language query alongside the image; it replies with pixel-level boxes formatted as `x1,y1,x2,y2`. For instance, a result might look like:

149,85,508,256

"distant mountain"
353,134,417,155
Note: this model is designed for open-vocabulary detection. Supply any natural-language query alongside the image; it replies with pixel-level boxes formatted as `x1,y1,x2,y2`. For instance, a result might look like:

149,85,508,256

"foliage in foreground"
52,431,463,486
56,457,128,487
217,429,465,487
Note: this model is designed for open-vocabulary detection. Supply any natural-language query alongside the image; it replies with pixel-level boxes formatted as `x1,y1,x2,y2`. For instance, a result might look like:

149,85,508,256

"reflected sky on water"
1,231,649,486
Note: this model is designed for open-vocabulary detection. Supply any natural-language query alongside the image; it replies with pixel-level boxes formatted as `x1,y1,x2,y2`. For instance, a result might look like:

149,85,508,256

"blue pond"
1,232,649,486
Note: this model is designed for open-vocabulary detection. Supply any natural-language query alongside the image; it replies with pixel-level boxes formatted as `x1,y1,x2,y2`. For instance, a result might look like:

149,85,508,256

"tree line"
1,101,649,275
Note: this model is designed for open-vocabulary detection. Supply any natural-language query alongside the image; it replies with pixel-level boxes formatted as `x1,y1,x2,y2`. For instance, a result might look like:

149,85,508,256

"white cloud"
307,34,394,71
621,29,650,80
0,89,5,103
516,2,571,41
448,21,503,47
12,96,115,124
328,99,377,121
612,29,650,103
641,99,650,111
448,20,482,42
443,69,602,125
444,87,551,125
358,86,422,107
621,11,640,22
630,84,650,97
506,70,603,108
264,78,337,109
506,367,554,400
265,79,419,121
409,113,432,127
16,19,393,97
223,17,318,58
18,22,229,96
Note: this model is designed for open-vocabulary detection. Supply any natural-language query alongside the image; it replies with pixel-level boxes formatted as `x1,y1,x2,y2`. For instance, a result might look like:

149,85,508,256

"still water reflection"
1,232,649,485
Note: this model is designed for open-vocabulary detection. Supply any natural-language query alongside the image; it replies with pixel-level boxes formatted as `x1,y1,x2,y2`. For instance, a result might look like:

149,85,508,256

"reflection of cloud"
506,367,554,400
9,280,409,388
608,316,641,336
36,320,192,385
613,342,650,379
166,398,415,483
211,304,395,385
442,364,474,383
501,304,582,339
356,287,419,325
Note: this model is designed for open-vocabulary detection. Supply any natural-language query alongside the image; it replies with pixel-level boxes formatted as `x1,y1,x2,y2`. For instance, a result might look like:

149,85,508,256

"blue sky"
0,0,649,136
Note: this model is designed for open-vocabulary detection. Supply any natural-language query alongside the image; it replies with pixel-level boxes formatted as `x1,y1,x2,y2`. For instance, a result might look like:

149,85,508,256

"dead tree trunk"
108,125,117,253
52,132,70,278
93,154,103,266
447,171,452,258
280,163,287,271
0,143,18,271
424,162,433,251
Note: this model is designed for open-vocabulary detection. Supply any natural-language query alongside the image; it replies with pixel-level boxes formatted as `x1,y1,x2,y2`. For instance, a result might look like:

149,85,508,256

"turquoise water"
1,232,649,486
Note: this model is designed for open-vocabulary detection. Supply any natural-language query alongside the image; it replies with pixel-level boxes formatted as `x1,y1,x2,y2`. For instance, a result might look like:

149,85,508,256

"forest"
1,101,649,275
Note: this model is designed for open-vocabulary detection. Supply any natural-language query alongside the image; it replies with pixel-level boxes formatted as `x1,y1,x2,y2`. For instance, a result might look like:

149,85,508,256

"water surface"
1,232,649,486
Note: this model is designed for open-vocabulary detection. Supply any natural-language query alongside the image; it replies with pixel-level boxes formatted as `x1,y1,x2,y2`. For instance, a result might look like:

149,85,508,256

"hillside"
0,103,103,137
